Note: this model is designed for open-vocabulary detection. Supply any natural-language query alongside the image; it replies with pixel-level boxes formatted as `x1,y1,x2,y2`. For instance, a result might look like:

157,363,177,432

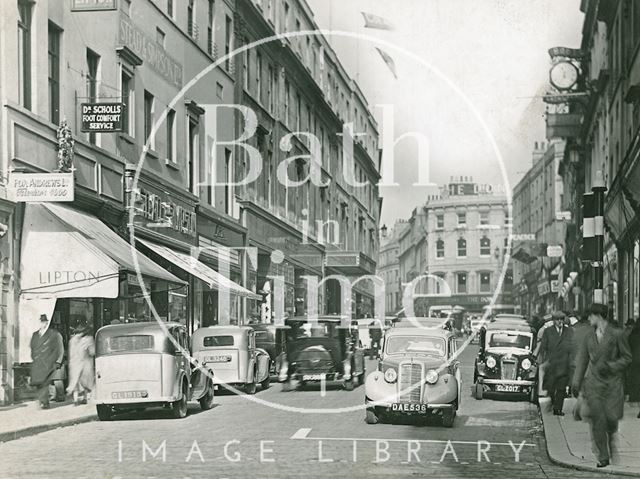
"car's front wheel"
474,382,483,400
442,408,456,428
172,383,188,419
344,378,355,391
199,385,215,411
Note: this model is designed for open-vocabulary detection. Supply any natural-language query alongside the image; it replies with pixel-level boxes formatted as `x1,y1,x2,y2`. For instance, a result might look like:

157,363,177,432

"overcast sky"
306,0,584,228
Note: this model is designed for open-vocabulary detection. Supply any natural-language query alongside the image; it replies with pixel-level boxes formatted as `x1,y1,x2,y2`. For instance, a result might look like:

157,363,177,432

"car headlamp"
425,369,438,384
521,358,532,370
486,356,497,368
384,368,397,383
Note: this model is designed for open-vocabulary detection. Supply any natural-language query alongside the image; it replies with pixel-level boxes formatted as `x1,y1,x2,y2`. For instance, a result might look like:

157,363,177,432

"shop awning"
137,239,261,300
20,203,184,299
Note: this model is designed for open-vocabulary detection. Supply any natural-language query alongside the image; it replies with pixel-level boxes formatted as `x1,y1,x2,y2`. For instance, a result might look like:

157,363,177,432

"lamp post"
592,170,607,303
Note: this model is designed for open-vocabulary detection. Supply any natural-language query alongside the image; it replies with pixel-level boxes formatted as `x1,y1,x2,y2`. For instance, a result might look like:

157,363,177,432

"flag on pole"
361,12,393,30
375,47,398,79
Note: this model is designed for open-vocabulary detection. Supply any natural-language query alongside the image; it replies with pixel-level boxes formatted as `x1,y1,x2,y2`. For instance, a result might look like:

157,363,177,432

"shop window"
480,272,491,293
480,236,491,256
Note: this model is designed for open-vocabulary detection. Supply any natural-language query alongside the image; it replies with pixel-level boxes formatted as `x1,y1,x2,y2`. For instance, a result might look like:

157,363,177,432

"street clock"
549,60,579,91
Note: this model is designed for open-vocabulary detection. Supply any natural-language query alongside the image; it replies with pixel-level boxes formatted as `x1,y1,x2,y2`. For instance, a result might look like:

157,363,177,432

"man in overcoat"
538,311,574,415
572,303,631,468
30,314,64,408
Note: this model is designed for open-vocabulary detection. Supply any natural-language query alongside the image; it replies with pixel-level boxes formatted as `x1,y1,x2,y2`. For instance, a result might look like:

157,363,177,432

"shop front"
15,202,184,400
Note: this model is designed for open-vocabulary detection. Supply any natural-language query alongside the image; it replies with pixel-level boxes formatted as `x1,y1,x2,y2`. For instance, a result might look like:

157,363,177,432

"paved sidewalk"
0,400,96,443
540,396,640,476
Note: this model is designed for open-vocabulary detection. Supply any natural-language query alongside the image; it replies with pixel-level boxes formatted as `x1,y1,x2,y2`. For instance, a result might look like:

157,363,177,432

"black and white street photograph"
1,0,640,478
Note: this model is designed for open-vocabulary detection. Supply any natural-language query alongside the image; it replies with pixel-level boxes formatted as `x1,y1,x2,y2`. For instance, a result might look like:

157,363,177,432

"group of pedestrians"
29,314,95,409
537,303,635,468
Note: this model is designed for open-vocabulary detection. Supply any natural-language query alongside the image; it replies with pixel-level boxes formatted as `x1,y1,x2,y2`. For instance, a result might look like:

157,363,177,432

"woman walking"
66,325,95,405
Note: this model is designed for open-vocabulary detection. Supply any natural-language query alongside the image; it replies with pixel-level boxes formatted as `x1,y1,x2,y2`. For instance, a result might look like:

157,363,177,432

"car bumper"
289,372,343,382
95,395,180,406
479,378,536,386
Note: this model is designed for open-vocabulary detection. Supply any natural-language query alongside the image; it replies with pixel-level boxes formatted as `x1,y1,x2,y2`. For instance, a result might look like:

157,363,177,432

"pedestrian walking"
572,303,632,468
570,312,592,385
534,314,554,397
625,318,640,418
66,324,95,405
30,314,64,409
537,311,573,415
368,320,382,359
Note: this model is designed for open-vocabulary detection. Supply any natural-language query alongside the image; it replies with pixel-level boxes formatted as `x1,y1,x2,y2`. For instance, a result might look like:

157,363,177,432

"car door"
449,337,462,402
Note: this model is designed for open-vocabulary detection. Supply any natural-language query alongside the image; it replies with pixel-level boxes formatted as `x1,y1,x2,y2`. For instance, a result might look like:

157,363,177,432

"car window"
98,335,154,354
488,332,532,350
203,335,234,347
385,336,445,356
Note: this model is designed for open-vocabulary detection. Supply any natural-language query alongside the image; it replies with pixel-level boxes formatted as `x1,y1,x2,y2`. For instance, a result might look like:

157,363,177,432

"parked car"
279,316,366,390
473,321,538,402
364,326,460,427
94,322,215,421
191,326,271,394
248,323,287,375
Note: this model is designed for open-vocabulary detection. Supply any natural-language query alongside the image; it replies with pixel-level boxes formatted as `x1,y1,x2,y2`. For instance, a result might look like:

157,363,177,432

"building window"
188,116,199,194
256,52,262,102
121,67,134,137
144,91,155,147
207,0,215,55
480,211,489,225
167,0,174,18
436,214,444,229
505,208,511,226
18,0,32,110
436,239,444,258
457,238,467,257
284,79,290,126
48,23,61,125
187,0,197,38
267,64,274,113
480,272,491,293
225,15,233,71
480,236,491,256
434,273,446,294
166,109,176,163
456,273,467,294
86,49,100,143
156,27,166,48
224,148,232,214
457,212,466,226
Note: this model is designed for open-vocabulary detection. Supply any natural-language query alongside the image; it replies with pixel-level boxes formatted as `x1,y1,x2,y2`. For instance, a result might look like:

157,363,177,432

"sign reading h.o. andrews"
8,172,74,202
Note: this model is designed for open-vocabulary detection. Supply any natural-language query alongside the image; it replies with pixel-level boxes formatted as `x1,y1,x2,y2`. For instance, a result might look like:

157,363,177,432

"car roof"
97,321,184,335
286,315,348,323
484,322,533,332
191,325,253,337
386,327,453,338
495,314,526,320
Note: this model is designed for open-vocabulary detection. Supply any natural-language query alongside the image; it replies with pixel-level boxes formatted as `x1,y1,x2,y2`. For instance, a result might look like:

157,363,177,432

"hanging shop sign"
71,0,117,11
546,245,564,257
8,172,74,202
512,233,536,241
80,103,123,132
537,281,551,296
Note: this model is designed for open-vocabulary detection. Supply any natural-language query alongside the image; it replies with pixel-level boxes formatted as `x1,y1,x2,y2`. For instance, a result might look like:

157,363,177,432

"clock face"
550,61,579,90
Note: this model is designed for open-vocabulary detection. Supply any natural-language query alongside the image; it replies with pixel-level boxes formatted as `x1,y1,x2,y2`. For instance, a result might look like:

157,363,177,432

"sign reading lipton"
119,16,183,88
8,172,74,202
81,103,123,132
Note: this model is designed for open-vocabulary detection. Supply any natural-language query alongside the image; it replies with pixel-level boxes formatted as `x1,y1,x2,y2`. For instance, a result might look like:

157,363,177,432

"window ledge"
118,132,136,145
143,147,159,160
165,159,180,170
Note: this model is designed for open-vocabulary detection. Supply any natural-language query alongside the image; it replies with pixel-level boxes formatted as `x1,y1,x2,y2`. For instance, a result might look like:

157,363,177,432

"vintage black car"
278,316,366,390
473,321,538,402
249,323,287,375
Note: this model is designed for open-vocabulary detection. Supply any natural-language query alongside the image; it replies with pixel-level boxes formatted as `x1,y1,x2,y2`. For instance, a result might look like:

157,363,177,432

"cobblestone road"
0,343,619,478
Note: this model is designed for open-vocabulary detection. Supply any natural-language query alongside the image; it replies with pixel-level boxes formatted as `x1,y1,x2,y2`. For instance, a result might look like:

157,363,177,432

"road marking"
320,377,327,397
465,417,529,427
291,428,312,439
289,428,535,447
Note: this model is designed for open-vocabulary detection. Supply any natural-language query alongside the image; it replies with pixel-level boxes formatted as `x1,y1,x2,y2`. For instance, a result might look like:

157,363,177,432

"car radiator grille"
501,358,518,380
399,363,423,402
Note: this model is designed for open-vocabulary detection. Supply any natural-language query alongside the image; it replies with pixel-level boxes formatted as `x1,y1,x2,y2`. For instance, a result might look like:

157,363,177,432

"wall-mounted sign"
555,211,572,221
546,245,564,257
81,103,123,132
119,16,183,88
512,233,536,241
8,172,74,202
537,281,550,296
71,0,117,11
128,187,197,240
550,279,560,293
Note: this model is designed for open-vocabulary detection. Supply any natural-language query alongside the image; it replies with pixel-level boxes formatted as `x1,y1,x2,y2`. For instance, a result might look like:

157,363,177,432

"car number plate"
496,384,520,392
112,390,148,399
391,403,427,413
302,374,326,381
205,355,232,363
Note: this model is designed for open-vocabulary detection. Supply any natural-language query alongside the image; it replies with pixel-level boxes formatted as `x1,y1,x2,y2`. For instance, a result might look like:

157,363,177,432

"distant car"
248,323,287,376
279,316,366,391
364,326,460,427
191,326,271,394
473,321,538,402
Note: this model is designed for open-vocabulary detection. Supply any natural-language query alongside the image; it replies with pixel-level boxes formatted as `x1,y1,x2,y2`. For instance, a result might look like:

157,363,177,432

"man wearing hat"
538,310,574,415
29,314,64,408
572,303,631,468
